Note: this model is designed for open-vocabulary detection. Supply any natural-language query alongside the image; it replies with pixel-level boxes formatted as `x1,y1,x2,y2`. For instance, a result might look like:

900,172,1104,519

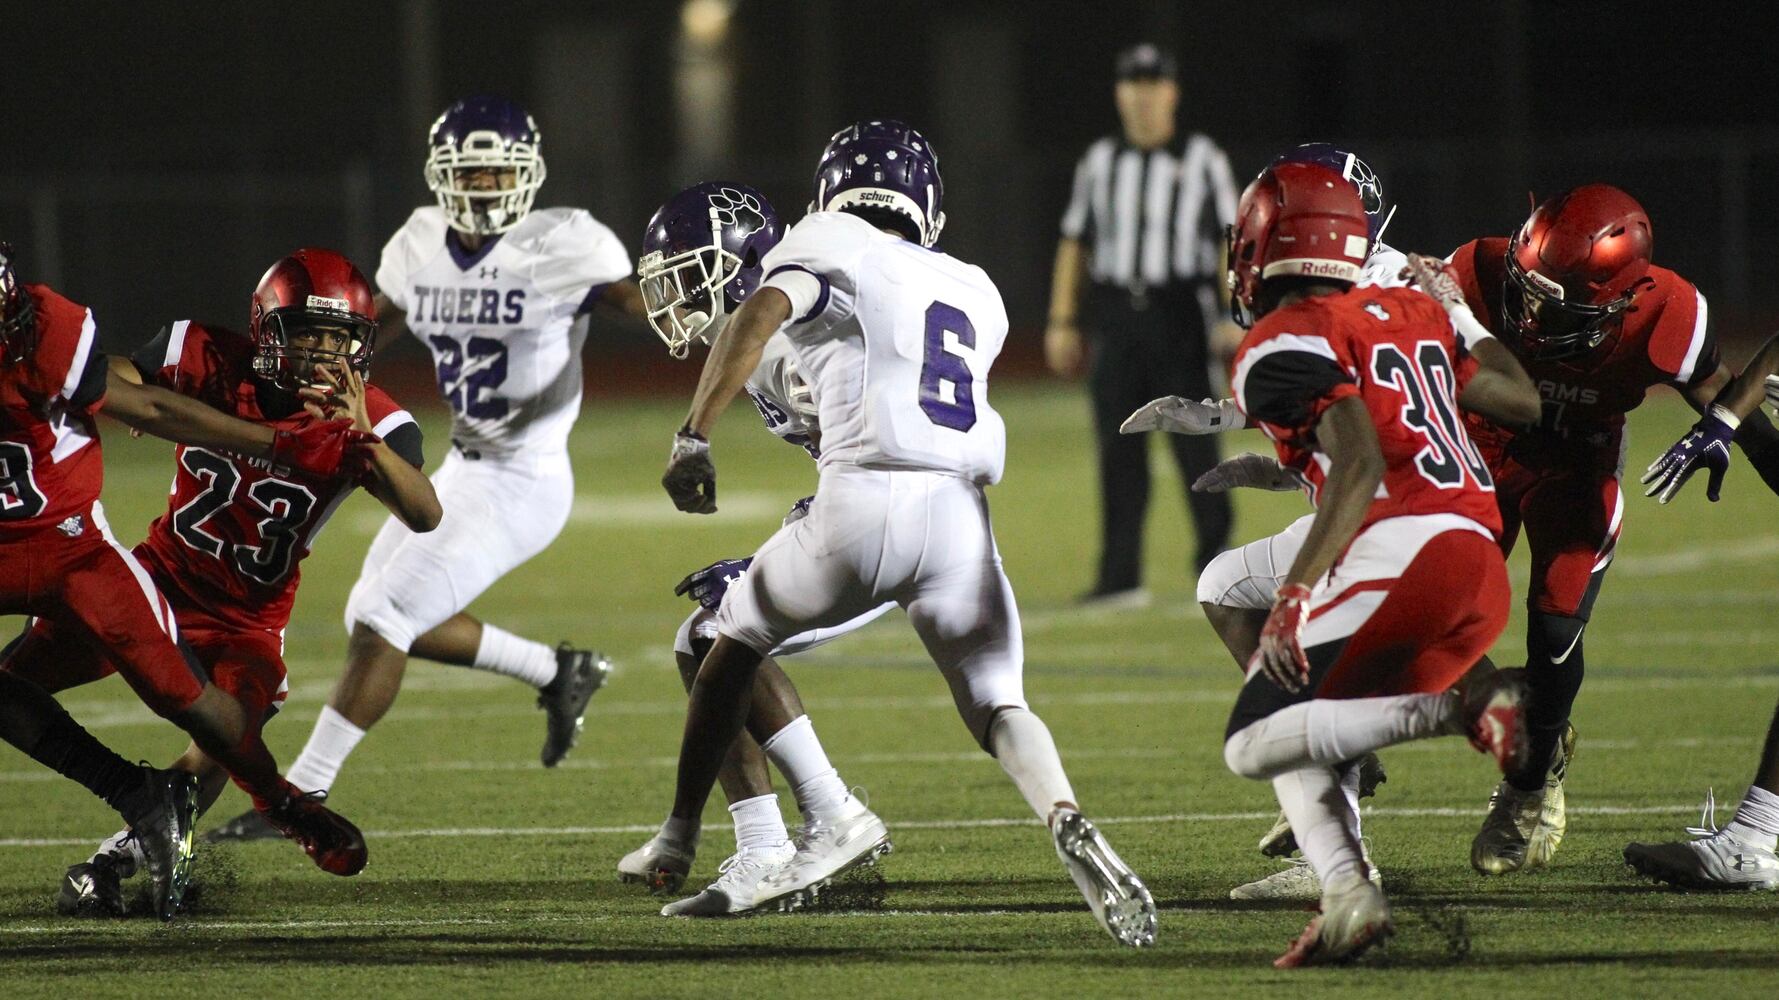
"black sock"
1512,612,1587,790
0,674,148,817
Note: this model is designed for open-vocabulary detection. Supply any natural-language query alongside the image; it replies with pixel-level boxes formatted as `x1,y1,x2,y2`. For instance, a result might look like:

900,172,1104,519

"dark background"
3,1,1774,378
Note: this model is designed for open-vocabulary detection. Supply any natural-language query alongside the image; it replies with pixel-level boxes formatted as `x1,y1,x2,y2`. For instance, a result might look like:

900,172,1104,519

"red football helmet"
0,242,36,364
1226,162,1371,327
1503,183,1653,360
249,248,377,390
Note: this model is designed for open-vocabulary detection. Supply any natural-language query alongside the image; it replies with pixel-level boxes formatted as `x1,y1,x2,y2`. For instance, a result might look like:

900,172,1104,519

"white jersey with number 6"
376,205,631,457
758,212,1008,484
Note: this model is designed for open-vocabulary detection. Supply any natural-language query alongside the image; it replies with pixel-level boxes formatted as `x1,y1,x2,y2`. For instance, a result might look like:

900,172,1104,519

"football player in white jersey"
615,182,897,913
656,122,1156,946
209,95,636,840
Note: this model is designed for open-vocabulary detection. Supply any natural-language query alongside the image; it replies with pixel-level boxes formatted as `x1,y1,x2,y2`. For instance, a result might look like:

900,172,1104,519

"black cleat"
203,807,282,843
121,767,199,920
57,854,127,917
537,646,611,767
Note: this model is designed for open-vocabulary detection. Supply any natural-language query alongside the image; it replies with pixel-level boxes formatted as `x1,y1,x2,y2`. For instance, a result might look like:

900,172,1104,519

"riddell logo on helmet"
1525,270,1565,299
307,294,351,312
1293,261,1354,278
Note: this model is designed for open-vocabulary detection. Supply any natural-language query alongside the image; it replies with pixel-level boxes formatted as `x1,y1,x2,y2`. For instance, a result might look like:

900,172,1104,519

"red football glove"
270,418,380,479
1249,582,1314,692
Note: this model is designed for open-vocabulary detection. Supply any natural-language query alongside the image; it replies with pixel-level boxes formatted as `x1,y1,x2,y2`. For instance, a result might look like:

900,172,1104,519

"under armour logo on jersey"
479,266,499,280
1363,301,1391,322
56,514,84,537
707,187,766,234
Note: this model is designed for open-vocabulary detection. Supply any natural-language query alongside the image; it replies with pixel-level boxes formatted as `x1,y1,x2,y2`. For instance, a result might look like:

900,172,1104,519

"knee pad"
342,583,416,653
1223,725,1265,780
1196,545,1277,609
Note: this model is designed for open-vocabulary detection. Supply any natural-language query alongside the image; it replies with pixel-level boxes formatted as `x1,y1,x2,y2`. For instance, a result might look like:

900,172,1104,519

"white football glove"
1191,452,1301,493
1120,396,1247,435
1405,252,1495,353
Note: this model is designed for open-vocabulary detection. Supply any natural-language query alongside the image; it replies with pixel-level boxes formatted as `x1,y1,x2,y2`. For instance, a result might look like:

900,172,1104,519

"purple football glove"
674,556,753,610
1642,406,1738,504
783,495,815,526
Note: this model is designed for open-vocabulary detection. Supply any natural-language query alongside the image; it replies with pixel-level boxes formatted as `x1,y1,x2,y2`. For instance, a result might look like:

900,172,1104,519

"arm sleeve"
374,214,423,314
1232,335,1358,430
757,214,868,329
1059,145,1096,240
66,349,110,412
533,210,633,304
1648,283,1718,389
381,422,425,469
366,391,424,468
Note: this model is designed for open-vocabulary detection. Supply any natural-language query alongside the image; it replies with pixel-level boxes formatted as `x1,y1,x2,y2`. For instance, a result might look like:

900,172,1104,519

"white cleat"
1232,850,1383,902
1051,808,1157,948
618,834,697,894
1624,791,1779,892
660,842,796,916
1273,877,1393,968
753,796,892,911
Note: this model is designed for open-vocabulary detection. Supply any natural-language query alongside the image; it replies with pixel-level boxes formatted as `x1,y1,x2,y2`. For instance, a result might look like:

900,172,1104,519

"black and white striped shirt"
1060,133,1238,291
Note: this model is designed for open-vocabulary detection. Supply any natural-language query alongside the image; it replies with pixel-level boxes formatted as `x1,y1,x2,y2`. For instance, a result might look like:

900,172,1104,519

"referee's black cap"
1115,43,1177,82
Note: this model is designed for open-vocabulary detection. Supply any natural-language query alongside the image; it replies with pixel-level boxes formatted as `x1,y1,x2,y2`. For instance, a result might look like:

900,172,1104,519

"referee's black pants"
1087,286,1232,592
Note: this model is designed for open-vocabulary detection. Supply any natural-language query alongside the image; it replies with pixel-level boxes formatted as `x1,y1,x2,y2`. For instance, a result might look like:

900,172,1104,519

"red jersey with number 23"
1231,285,1503,537
130,321,423,633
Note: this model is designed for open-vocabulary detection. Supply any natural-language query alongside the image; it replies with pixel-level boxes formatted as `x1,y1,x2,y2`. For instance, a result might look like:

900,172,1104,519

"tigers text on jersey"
129,322,423,633
745,333,820,458
1231,285,1503,537
0,284,108,539
1450,237,1715,471
758,212,1008,484
376,206,631,456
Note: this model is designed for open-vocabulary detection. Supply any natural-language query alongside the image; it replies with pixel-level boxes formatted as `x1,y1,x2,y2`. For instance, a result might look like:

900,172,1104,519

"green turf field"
2,384,1776,998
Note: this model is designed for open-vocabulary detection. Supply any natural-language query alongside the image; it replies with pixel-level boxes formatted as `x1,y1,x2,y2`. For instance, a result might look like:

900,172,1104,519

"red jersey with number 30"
1231,285,1503,537
129,322,423,632
1448,238,1716,473
0,285,110,539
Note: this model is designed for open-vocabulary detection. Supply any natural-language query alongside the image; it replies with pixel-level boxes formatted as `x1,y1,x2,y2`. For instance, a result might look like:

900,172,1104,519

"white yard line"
0,802,1699,850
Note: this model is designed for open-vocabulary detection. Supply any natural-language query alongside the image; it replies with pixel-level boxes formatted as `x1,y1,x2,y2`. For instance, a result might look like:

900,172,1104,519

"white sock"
471,625,560,688
1727,786,1779,851
987,708,1078,823
1273,766,1368,891
660,813,701,848
284,705,367,794
729,793,791,853
1340,761,1364,842
760,715,850,820
96,828,145,877
1225,692,1456,780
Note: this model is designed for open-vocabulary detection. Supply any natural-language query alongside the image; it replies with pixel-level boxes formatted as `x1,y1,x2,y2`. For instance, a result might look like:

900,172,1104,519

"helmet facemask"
639,240,744,359
252,308,375,392
425,137,546,236
0,244,35,364
1501,247,1633,361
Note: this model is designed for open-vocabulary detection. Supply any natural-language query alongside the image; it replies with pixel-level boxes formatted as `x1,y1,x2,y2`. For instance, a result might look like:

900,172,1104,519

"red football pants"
0,509,206,716
1316,529,1513,699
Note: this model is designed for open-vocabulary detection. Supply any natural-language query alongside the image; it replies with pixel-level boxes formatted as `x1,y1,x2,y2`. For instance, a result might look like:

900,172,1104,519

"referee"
1047,43,1238,606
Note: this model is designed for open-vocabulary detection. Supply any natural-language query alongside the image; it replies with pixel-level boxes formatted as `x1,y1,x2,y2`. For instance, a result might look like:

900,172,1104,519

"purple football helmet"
809,120,945,247
638,182,783,358
1270,143,1394,248
425,95,547,236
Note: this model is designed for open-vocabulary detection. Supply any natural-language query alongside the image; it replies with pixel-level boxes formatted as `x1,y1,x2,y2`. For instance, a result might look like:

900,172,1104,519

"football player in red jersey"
1215,163,1541,966
1446,185,1779,875
0,242,378,917
1621,333,1779,890
4,249,440,915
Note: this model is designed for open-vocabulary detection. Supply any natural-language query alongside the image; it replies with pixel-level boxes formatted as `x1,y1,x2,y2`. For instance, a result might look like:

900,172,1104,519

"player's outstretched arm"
1250,397,1385,691
1668,336,1779,499
663,287,794,513
1457,338,1541,429
99,358,374,479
